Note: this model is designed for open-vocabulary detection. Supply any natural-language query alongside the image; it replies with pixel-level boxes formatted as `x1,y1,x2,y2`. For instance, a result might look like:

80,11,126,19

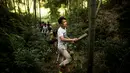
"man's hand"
71,38,79,43
74,38,79,42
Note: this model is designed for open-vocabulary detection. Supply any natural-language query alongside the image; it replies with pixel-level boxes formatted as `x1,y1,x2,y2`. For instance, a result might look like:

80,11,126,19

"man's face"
62,19,68,27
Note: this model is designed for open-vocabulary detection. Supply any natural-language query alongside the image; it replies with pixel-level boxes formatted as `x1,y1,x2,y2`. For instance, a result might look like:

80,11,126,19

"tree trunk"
39,0,41,24
24,0,27,13
13,0,16,13
4,0,8,7
67,0,70,15
27,0,30,14
17,0,21,14
34,0,36,26
87,0,96,73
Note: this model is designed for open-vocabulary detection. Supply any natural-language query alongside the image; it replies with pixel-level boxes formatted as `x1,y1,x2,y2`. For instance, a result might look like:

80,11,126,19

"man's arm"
60,36,78,42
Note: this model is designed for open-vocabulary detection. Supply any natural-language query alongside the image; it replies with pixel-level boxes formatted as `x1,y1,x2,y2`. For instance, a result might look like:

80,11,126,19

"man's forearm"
61,38,73,42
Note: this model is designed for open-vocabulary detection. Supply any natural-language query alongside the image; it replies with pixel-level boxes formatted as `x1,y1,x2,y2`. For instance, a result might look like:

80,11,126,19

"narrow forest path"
40,46,86,73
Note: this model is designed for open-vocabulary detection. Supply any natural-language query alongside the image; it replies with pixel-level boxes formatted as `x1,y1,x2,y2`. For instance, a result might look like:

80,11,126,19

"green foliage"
0,6,52,73
66,4,130,73
44,0,65,22
96,9,119,40
1,0,130,73
94,38,130,73
93,4,130,73
67,7,88,24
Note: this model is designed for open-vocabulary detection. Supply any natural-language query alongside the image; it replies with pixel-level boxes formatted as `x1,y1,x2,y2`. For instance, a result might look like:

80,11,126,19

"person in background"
43,23,48,36
47,22,52,33
40,22,44,32
48,29,57,52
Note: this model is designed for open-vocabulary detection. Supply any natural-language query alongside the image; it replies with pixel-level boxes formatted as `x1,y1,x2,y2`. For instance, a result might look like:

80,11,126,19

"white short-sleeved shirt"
43,26,47,32
57,27,67,49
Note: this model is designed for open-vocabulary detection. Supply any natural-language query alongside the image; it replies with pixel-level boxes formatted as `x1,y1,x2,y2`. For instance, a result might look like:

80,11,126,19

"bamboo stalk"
96,0,102,16
87,0,96,72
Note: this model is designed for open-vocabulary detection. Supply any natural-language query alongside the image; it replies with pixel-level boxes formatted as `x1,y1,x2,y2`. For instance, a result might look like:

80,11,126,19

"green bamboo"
87,0,96,72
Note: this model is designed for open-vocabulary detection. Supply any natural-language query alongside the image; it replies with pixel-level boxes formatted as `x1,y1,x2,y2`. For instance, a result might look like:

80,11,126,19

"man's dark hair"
58,16,66,24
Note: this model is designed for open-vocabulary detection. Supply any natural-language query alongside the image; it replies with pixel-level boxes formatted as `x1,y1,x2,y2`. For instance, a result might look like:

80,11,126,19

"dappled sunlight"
10,0,67,19
39,7,50,17
58,4,67,16
83,1,88,8
102,0,108,4
58,7,66,16
9,0,108,17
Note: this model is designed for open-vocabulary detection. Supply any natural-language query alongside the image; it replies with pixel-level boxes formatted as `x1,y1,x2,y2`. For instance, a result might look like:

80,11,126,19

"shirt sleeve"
58,30,64,37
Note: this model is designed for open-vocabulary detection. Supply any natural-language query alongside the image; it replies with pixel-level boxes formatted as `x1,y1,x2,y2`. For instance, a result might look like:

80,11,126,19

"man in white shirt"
57,16,78,71
42,23,48,36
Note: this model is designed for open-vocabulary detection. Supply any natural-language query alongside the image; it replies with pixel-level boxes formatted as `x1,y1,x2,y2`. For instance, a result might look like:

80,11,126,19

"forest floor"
41,47,86,73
